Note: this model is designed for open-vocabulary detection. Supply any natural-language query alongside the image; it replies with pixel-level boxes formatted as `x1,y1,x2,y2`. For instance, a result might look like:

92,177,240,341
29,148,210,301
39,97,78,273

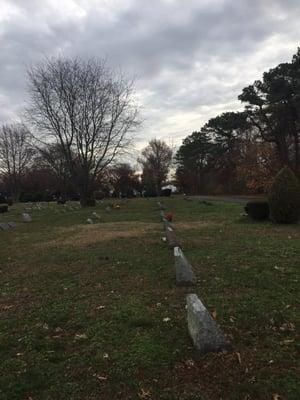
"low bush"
161,188,172,197
0,194,7,203
80,198,96,207
0,205,8,213
245,201,269,220
57,198,66,205
268,166,300,223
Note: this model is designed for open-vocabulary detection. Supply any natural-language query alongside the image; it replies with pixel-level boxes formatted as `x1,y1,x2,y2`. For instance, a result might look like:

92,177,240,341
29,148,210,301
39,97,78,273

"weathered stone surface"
186,293,232,354
0,223,9,230
0,222,16,230
174,247,196,286
92,212,101,220
163,219,175,231
22,213,32,222
165,226,181,249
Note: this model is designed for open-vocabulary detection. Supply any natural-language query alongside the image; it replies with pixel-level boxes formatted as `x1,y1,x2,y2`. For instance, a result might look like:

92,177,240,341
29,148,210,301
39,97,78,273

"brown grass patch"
176,221,221,230
35,221,159,249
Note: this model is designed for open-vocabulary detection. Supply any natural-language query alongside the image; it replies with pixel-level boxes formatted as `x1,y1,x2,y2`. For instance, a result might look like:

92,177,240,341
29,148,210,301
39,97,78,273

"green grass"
0,197,299,399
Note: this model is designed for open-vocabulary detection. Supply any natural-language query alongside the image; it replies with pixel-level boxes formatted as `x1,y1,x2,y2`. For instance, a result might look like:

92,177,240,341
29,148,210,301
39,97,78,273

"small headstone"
22,213,32,223
86,218,93,224
92,212,101,220
0,223,9,230
174,247,197,286
186,294,232,354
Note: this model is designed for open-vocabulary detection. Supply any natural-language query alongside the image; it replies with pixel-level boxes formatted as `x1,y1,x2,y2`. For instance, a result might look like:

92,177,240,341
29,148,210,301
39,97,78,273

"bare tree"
138,139,173,196
0,123,34,201
26,57,139,206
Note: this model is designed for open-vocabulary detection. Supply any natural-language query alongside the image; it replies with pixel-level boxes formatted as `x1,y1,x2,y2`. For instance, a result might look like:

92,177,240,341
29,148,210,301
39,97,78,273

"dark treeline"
175,49,300,194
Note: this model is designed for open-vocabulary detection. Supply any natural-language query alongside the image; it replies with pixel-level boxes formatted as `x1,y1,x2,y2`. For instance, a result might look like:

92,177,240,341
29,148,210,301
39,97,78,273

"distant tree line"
175,48,300,194
1,49,300,202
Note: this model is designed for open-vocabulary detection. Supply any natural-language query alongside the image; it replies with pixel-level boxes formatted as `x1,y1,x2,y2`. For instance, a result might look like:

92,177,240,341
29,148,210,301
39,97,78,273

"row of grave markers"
157,200,232,355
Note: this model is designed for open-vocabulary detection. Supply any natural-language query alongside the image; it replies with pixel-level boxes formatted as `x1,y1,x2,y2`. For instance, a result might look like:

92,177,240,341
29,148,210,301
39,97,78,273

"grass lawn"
0,197,299,400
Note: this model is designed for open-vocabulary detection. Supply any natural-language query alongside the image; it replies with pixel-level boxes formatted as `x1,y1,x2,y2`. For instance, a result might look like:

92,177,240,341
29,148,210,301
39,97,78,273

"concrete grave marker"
0,223,9,230
92,212,101,220
165,226,181,249
0,222,16,230
174,247,197,286
186,294,232,354
22,213,32,222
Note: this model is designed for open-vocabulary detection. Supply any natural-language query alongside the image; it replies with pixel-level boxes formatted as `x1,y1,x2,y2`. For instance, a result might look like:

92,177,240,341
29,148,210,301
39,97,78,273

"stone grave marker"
92,212,101,220
174,247,197,286
186,293,232,354
165,225,181,249
22,213,32,223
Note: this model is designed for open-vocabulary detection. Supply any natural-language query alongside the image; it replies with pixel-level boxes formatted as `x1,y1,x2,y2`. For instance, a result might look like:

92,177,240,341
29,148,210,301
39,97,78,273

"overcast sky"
0,0,299,150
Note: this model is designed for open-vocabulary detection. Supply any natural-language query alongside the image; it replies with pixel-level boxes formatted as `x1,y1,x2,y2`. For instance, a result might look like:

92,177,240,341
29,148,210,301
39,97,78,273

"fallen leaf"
279,322,295,332
272,394,281,400
138,388,151,398
75,333,87,339
282,338,295,345
185,359,195,367
96,375,107,381
211,310,217,320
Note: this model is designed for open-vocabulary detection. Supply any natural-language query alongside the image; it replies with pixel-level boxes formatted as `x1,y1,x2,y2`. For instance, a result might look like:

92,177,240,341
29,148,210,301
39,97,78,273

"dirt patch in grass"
36,221,160,249
176,221,222,230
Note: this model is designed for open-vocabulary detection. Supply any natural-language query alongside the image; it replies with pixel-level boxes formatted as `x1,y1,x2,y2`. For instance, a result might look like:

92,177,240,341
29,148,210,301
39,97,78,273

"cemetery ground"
0,198,299,400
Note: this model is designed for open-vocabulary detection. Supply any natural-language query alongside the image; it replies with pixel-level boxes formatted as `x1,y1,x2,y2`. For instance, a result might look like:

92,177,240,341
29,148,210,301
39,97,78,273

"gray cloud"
0,0,299,148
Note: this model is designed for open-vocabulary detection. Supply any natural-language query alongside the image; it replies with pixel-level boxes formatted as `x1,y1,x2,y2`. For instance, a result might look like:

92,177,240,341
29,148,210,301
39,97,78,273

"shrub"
0,194,7,203
161,188,172,197
245,201,269,220
0,205,8,213
80,198,96,207
143,189,157,198
268,166,300,223
57,198,66,205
